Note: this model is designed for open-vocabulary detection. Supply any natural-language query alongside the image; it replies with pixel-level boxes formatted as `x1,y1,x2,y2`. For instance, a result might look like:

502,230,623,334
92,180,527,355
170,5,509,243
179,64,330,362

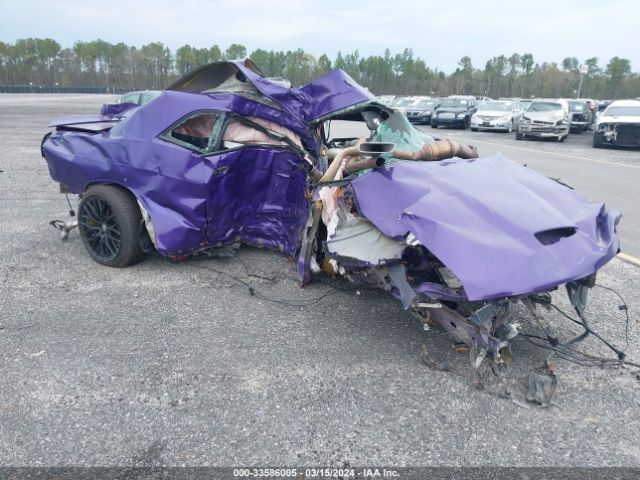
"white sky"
1,0,637,74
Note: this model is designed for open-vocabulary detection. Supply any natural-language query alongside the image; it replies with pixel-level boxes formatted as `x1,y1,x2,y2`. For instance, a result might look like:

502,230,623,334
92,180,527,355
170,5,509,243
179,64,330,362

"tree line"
1,38,638,99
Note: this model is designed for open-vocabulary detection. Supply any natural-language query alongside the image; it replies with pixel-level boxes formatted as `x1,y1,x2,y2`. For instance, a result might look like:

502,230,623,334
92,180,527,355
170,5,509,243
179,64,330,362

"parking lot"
1,94,640,467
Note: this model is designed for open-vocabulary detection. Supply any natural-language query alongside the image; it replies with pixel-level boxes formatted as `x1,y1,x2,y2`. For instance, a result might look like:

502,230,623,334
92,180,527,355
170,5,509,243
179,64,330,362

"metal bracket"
49,219,78,241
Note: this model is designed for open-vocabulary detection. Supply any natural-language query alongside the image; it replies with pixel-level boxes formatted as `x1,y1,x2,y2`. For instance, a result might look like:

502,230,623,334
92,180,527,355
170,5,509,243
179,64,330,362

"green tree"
521,53,534,75
224,43,246,60
562,57,579,71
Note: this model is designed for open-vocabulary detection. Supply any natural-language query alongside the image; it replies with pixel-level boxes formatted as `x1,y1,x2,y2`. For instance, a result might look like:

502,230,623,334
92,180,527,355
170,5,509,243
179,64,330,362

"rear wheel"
515,131,524,140
78,185,145,267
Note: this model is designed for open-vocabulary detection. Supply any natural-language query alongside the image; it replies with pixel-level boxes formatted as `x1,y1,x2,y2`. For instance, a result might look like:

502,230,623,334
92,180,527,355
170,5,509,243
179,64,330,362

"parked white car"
593,99,640,148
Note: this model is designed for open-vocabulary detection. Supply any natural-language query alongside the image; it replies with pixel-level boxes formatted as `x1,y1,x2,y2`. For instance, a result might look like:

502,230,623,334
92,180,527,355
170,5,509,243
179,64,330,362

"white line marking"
617,252,640,267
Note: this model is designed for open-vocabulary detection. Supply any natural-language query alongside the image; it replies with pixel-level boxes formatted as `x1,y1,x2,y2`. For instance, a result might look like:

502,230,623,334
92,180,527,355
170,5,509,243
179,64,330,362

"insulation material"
223,116,303,148
327,217,404,265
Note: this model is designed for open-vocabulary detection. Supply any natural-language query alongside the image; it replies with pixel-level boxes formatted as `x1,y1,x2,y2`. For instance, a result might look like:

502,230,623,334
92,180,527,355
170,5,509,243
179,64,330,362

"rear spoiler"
53,122,117,133
48,114,120,128
48,114,121,133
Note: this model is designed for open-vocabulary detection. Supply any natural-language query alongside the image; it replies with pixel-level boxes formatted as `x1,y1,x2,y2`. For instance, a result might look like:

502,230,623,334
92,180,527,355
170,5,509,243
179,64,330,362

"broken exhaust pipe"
314,139,479,182
344,142,394,175
394,139,479,161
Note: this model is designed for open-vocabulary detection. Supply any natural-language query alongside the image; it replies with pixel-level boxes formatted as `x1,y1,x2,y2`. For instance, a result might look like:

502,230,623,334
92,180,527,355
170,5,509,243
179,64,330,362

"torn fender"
351,153,620,301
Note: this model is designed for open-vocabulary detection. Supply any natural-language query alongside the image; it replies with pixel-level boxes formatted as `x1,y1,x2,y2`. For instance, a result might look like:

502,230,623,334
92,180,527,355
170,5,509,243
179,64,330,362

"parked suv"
431,95,477,129
568,100,594,132
516,99,570,142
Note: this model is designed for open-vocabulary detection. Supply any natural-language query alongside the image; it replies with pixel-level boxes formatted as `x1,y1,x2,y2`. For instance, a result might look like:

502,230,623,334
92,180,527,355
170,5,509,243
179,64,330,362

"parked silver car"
470,99,522,132
516,99,570,142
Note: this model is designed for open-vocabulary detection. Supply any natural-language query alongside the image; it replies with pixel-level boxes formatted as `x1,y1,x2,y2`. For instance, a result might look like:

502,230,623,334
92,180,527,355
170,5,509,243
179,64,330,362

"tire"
515,131,524,140
593,135,603,148
462,117,469,130
507,120,513,133
431,123,438,129
471,127,478,132
78,184,145,267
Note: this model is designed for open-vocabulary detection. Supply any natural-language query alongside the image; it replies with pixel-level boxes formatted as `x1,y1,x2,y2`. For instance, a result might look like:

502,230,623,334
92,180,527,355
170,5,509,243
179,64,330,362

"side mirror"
359,142,395,156
358,142,394,168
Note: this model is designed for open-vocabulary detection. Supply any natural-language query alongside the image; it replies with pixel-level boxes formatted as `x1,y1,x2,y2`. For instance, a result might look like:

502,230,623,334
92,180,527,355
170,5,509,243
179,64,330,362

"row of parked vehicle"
379,94,640,149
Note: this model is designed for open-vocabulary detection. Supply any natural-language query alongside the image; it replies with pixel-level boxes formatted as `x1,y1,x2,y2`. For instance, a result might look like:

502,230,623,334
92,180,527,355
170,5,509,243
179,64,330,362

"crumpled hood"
524,110,564,122
351,153,619,301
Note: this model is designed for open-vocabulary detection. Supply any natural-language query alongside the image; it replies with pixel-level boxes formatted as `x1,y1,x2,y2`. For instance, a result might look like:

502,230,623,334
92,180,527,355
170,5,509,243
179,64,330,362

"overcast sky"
1,0,637,74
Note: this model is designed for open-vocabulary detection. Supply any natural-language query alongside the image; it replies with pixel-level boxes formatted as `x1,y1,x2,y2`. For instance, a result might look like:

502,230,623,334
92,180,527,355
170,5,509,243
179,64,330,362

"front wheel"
515,131,524,140
593,135,603,148
78,184,146,267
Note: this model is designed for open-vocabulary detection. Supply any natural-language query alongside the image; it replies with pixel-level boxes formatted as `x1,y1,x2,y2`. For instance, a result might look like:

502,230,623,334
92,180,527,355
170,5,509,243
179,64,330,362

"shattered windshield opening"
371,112,435,157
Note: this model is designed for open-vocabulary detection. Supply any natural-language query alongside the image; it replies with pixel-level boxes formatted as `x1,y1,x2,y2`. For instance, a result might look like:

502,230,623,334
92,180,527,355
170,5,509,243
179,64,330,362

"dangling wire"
596,283,632,350
519,284,638,369
64,193,76,217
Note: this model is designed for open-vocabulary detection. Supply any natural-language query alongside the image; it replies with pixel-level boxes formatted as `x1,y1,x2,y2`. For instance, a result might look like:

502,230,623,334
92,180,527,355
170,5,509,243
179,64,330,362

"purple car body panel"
351,153,620,300
42,86,325,257
100,102,139,117
42,60,620,305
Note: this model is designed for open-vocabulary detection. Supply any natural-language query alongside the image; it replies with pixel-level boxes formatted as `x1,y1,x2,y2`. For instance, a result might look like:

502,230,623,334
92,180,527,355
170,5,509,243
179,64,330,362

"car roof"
607,99,640,107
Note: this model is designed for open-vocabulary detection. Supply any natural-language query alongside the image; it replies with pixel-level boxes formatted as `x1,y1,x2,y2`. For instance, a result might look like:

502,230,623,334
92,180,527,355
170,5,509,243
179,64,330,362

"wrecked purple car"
41,59,621,362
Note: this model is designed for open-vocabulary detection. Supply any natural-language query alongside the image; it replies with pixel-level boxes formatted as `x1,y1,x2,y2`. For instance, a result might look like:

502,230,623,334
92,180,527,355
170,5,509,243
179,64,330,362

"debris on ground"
526,361,557,406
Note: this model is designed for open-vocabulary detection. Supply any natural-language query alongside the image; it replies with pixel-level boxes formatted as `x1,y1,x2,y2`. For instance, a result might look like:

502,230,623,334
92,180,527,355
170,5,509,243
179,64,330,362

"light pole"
576,64,589,98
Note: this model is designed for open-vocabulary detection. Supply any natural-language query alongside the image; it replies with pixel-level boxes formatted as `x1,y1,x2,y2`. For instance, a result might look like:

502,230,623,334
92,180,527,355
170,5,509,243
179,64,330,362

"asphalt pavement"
1,95,639,468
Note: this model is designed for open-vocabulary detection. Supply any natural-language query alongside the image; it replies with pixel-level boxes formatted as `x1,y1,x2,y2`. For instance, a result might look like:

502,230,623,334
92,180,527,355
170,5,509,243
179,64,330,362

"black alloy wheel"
78,184,145,267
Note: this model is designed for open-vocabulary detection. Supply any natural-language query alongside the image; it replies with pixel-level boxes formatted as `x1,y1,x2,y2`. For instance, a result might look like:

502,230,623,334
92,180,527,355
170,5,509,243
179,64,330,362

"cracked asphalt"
1,95,639,468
